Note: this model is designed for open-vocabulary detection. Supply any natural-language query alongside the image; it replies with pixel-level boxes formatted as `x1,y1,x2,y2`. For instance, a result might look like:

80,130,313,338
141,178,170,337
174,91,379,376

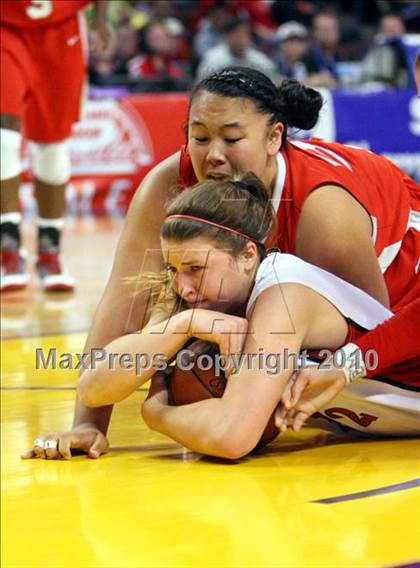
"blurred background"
15,0,419,220
87,0,419,91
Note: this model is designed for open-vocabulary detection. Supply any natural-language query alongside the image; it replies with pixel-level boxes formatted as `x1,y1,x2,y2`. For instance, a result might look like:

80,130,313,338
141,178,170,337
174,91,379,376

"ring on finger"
33,438,45,448
44,440,58,450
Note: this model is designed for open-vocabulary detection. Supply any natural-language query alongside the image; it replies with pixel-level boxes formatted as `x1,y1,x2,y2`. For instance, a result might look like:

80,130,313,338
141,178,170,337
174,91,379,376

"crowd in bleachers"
87,0,420,92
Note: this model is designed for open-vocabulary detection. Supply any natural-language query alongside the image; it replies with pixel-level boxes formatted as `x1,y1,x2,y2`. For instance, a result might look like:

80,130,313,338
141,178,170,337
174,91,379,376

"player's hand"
142,372,169,431
185,309,248,376
275,365,347,432
89,21,111,55
21,424,109,460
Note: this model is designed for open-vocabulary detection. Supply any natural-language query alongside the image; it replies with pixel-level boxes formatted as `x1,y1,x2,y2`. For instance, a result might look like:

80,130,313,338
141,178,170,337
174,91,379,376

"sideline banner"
310,87,420,181
21,89,419,216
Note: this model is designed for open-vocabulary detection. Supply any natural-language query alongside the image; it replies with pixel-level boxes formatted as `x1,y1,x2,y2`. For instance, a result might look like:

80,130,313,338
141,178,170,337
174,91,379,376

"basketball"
168,340,280,451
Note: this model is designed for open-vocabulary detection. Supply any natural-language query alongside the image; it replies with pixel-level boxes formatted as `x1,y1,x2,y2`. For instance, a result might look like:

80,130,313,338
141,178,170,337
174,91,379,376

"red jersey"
179,139,420,312
0,0,91,28
353,298,420,385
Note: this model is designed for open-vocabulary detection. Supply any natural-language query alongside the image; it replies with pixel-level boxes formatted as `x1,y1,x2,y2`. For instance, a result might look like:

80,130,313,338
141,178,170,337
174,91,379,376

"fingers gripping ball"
168,340,279,451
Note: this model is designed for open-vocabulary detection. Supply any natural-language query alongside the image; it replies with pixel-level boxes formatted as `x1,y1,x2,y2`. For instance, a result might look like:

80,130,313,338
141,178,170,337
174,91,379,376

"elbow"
211,427,258,460
77,375,103,408
214,444,250,461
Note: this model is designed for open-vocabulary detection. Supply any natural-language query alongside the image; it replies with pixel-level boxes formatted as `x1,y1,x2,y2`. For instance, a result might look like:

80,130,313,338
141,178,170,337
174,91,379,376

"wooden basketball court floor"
1,219,419,568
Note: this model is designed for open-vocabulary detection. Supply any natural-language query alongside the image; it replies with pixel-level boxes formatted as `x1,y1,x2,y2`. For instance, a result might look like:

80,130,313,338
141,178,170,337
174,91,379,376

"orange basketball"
168,340,279,451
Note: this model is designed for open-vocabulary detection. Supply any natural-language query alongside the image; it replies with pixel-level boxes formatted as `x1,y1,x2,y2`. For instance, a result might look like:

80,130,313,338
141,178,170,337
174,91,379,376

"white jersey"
246,253,420,437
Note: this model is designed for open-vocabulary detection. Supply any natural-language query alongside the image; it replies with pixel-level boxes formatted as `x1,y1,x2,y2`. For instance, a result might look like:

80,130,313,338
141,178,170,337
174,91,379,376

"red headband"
165,214,260,244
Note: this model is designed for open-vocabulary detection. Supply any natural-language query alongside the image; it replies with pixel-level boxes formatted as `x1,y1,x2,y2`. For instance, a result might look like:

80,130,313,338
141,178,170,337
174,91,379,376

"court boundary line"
311,478,420,504
1,328,89,341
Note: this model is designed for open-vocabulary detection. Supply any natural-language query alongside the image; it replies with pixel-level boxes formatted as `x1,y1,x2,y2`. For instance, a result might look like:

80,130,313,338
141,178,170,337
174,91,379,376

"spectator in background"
113,23,140,74
148,0,179,20
128,19,190,89
378,12,407,38
196,16,277,81
373,1,420,33
234,0,277,41
89,26,119,84
193,3,228,59
274,21,309,81
303,10,340,89
164,16,192,65
360,13,410,88
89,23,139,83
271,0,322,28
131,0,177,22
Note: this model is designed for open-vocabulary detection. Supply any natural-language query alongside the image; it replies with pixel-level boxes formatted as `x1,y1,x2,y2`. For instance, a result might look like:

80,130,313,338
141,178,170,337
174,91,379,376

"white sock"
0,212,22,225
37,217,64,230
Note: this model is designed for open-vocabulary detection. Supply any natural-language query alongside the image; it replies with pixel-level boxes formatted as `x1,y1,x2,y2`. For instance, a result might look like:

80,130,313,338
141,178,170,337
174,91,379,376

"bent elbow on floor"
211,429,258,460
77,376,103,408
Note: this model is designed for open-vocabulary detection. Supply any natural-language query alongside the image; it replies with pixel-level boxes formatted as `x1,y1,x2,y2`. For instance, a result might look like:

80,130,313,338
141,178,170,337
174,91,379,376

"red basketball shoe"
1,248,29,292
36,250,75,292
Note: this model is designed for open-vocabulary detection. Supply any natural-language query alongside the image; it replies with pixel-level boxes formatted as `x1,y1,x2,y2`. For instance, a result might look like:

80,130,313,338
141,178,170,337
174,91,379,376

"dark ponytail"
275,80,323,131
190,67,323,140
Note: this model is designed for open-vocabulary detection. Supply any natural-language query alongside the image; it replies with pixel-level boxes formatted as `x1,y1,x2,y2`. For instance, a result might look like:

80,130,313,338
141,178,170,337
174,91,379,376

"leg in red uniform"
0,30,28,290
0,16,86,292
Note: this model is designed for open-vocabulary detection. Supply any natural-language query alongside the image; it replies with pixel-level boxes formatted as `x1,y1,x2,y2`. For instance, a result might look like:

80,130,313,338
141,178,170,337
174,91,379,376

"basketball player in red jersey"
275,55,420,430
177,69,419,314
0,0,108,292
22,66,419,459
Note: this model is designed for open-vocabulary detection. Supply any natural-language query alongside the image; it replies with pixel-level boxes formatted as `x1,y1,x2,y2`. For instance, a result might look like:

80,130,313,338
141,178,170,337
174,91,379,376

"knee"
0,128,22,180
31,140,71,185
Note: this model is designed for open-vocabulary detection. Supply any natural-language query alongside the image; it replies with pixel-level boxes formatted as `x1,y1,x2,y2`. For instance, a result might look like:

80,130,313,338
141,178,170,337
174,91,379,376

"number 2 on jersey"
325,407,378,427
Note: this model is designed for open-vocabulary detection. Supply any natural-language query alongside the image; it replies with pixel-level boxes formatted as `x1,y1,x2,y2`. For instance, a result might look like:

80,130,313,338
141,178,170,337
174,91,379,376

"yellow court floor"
1,219,420,568
2,331,420,568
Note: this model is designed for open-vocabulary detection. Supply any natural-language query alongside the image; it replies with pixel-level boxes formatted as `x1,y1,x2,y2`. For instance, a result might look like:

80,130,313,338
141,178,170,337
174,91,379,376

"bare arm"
22,153,180,458
276,297,420,431
142,283,348,459
295,186,390,308
77,311,189,407
73,152,181,432
78,305,252,407
90,1,109,53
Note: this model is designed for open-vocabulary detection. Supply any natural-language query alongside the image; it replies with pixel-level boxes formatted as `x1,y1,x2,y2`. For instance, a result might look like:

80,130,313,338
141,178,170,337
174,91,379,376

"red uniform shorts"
1,15,86,142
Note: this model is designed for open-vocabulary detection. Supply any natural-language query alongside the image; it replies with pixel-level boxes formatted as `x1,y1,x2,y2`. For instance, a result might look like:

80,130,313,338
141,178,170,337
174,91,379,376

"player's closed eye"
166,266,203,273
